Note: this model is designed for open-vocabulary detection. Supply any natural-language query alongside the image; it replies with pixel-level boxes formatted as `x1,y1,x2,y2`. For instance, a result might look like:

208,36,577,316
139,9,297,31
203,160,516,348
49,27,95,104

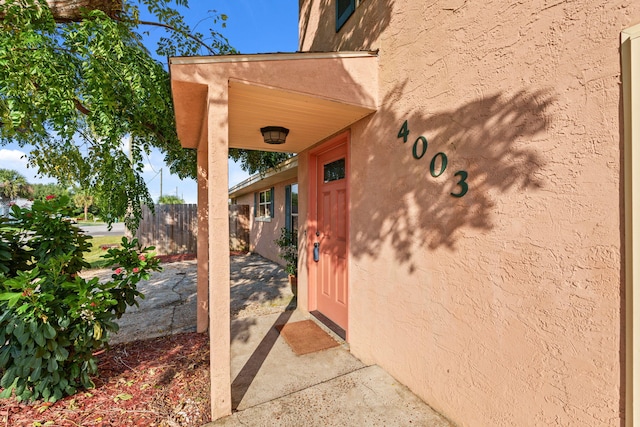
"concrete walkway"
211,308,452,427
83,254,453,426
82,254,296,344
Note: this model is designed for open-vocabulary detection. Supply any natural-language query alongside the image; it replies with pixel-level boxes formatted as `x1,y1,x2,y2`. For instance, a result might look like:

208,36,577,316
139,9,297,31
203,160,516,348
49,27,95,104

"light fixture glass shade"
260,126,289,145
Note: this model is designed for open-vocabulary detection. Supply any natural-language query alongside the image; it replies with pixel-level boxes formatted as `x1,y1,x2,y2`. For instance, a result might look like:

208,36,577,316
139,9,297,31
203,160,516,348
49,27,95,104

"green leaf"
15,327,30,346
0,347,9,368
70,364,80,380
54,346,69,362
42,323,56,340
0,385,14,399
0,292,22,307
1,367,17,389
34,329,46,347
58,317,71,329
31,364,42,382
47,357,58,373
114,393,133,402
14,380,25,397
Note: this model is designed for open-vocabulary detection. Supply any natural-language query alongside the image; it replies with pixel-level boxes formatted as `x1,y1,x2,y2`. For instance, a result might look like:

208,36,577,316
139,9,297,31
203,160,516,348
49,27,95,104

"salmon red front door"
310,136,349,333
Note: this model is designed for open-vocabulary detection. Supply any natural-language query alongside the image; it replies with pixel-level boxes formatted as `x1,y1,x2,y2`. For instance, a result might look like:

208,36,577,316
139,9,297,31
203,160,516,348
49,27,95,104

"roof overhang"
228,156,298,199
169,51,379,153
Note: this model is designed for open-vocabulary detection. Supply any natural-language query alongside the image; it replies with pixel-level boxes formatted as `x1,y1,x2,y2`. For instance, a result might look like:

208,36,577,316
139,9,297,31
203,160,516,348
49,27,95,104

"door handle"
313,242,320,262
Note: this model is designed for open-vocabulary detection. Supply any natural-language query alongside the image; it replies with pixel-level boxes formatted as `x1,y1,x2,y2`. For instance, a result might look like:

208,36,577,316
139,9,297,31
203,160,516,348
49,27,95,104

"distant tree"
0,169,32,201
158,195,184,204
73,188,95,221
229,150,293,175
32,182,70,201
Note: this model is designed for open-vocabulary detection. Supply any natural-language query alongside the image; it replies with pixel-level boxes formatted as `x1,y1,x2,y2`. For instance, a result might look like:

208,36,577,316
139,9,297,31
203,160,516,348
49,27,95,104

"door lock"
313,242,320,262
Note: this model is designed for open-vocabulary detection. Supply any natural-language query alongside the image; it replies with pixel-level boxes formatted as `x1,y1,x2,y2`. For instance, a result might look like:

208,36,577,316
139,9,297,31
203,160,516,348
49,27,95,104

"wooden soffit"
169,51,378,153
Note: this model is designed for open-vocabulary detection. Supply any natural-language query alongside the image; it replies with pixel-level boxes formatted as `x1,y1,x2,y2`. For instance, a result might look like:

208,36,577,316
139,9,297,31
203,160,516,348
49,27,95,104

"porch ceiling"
169,51,379,153
228,80,375,153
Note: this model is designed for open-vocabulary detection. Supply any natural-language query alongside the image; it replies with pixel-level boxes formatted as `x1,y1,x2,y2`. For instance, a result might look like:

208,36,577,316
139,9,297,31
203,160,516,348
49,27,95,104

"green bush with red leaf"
0,195,161,402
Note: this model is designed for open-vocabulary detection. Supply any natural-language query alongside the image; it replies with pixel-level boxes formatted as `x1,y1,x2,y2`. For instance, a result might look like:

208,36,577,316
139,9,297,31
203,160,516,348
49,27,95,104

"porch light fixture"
260,126,289,145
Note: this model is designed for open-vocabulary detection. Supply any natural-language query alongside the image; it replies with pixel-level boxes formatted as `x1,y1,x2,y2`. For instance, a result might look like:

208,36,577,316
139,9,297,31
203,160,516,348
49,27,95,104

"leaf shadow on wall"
299,0,392,52
350,84,556,272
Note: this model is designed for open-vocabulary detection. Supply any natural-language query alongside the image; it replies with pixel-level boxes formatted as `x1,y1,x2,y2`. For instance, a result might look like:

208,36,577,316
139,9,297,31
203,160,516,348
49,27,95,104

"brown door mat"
276,320,340,355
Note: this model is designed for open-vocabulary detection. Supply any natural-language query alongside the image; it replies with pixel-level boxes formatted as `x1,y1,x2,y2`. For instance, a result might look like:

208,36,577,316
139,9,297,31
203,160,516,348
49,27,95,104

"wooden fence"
229,204,250,252
132,204,198,255
131,204,250,255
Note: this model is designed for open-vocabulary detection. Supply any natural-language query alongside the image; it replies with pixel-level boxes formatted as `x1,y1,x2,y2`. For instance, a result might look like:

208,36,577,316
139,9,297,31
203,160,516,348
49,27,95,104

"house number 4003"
397,120,468,198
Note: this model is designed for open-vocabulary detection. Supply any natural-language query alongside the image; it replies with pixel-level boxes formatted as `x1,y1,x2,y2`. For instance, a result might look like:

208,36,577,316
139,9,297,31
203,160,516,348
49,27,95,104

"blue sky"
0,0,299,203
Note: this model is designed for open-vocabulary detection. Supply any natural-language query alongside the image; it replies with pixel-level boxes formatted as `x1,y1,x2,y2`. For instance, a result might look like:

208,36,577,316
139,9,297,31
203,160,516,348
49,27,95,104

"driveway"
80,222,126,237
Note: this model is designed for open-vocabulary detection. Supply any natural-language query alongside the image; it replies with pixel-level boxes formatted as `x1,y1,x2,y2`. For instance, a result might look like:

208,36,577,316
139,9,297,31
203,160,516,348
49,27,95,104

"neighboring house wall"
235,178,297,266
298,1,637,426
0,198,32,217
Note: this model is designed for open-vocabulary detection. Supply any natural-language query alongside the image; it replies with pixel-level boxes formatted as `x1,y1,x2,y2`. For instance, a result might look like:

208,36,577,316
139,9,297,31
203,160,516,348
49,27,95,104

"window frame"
336,0,355,32
254,187,274,222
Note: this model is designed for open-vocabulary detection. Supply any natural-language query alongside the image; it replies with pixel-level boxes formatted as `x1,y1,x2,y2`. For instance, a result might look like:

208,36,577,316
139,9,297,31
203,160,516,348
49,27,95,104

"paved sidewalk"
83,253,453,426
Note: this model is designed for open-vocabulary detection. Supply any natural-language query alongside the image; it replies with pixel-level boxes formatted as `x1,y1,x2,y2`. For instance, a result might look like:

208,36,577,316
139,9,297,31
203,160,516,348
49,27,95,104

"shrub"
0,195,161,402
274,227,298,277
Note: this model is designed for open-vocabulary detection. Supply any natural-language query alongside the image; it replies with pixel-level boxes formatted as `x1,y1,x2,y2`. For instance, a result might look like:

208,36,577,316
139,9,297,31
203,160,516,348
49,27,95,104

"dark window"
285,183,299,233
324,158,346,183
336,0,355,31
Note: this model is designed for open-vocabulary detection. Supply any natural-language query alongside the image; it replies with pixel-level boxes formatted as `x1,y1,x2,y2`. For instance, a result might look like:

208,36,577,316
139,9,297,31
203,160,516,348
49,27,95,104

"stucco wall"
299,1,639,426
234,178,297,266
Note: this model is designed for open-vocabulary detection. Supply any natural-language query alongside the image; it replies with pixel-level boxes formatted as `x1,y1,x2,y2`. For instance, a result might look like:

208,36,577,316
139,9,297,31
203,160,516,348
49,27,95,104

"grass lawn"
85,235,124,268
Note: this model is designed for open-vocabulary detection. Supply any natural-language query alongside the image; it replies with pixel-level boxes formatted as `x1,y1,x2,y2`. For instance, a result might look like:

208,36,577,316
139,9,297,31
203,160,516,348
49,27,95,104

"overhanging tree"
0,0,236,230
0,0,293,230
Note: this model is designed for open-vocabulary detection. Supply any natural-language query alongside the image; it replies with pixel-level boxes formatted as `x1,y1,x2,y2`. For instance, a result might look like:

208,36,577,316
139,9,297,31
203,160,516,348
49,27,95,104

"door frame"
307,131,351,339
623,22,640,427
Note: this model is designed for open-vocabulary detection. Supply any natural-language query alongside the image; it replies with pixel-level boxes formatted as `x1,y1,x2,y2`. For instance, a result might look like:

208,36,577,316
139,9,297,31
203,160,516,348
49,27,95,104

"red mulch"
0,333,211,426
0,252,254,426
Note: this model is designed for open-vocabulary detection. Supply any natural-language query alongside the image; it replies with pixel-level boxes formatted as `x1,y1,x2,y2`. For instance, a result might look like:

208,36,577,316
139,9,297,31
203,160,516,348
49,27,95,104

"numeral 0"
429,152,447,177
413,136,428,159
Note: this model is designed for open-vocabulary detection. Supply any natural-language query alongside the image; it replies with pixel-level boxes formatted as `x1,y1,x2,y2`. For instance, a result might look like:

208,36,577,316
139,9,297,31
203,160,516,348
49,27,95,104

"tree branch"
116,17,216,56
72,97,170,145
0,0,122,22
73,99,91,116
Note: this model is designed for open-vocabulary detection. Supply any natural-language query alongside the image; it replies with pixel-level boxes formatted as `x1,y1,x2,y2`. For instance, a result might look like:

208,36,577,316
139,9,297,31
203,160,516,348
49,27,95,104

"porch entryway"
169,50,379,420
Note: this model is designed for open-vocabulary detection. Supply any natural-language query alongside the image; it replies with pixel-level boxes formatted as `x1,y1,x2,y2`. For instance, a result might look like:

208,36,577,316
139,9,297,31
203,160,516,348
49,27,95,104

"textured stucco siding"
299,1,639,426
